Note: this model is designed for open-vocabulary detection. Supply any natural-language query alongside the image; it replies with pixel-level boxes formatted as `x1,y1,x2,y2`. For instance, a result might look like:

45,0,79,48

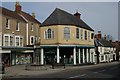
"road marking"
94,69,106,74
69,74,86,78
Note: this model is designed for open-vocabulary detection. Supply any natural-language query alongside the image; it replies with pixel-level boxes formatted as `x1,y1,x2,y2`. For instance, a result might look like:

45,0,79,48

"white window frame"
16,21,20,31
76,28,79,39
30,36,35,45
88,31,90,42
81,29,83,40
15,36,20,47
20,36,24,47
3,34,14,46
6,18,10,29
44,28,54,39
64,27,70,39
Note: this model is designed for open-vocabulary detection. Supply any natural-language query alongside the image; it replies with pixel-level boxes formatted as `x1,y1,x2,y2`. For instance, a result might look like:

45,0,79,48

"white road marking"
94,69,106,73
69,74,86,78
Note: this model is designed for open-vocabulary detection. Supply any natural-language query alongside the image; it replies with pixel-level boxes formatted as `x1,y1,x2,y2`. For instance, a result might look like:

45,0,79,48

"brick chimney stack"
97,31,102,40
15,2,22,13
74,10,81,19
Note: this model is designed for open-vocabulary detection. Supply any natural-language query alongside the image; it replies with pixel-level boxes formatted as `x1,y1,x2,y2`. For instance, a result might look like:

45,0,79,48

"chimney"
97,31,102,40
74,10,81,19
104,35,107,40
15,2,22,12
32,12,36,18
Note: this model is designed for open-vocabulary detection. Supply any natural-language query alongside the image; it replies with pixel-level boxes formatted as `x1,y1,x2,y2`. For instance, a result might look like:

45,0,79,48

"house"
0,2,41,66
111,41,120,61
94,31,116,63
39,8,95,65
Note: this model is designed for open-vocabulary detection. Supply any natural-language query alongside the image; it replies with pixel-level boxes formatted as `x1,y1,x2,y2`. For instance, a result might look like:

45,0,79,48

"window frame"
64,27,70,39
76,28,79,39
6,18,10,29
45,28,54,39
30,36,35,45
16,21,20,31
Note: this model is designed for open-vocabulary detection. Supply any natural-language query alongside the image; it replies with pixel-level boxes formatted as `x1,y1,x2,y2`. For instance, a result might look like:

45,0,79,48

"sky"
1,2,119,41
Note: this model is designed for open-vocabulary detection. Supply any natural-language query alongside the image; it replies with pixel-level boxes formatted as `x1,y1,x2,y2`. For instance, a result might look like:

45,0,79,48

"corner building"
40,8,95,65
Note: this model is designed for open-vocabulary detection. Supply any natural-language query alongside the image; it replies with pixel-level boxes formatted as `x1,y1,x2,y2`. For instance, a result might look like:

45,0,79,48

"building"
94,31,116,63
39,8,95,65
0,2,41,66
111,41,120,61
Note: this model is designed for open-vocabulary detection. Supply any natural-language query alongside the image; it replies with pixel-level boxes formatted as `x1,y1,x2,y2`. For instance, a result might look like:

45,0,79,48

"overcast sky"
2,2,119,41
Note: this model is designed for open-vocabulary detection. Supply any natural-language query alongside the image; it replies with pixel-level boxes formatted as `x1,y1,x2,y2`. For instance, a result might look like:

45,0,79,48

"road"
2,62,120,80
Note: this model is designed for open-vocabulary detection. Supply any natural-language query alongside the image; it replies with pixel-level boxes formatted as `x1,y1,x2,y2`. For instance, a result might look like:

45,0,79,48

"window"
81,29,83,40
6,18,10,29
64,27,70,39
31,23,34,31
20,37,23,47
5,36,9,46
15,37,19,46
45,29,54,39
16,21,20,31
76,28,79,39
91,33,94,39
30,36,34,45
85,31,87,40
88,32,90,42
10,36,13,46
101,55,104,60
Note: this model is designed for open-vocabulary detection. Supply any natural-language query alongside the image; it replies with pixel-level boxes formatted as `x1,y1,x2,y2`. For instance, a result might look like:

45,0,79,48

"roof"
96,38,114,47
20,11,41,24
41,8,94,31
0,7,26,22
94,39,103,47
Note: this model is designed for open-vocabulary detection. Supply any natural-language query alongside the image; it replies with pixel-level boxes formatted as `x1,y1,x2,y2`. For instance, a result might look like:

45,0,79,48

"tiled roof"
20,11,41,24
41,8,94,31
99,38,114,47
0,7,26,22
94,39,103,47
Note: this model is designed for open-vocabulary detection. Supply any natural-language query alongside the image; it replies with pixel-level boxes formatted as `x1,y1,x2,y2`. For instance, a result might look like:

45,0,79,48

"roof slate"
95,38,114,47
0,7,26,22
41,8,94,31
20,11,41,24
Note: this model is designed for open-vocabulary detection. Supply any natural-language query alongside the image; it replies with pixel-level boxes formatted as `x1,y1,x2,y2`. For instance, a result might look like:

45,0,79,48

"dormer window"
31,23,34,31
6,18,10,29
16,21,20,31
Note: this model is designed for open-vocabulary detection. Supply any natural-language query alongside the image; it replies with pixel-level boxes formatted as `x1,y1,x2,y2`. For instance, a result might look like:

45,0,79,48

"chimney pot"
97,31,102,40
15,2,22,12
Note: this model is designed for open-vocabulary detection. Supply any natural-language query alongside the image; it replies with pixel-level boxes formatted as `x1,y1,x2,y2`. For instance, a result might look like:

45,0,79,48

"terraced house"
0,2,41,66
39,8,95,65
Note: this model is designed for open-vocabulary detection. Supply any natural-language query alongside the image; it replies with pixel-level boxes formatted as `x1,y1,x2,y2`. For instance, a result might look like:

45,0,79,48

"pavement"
1,61,120,79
